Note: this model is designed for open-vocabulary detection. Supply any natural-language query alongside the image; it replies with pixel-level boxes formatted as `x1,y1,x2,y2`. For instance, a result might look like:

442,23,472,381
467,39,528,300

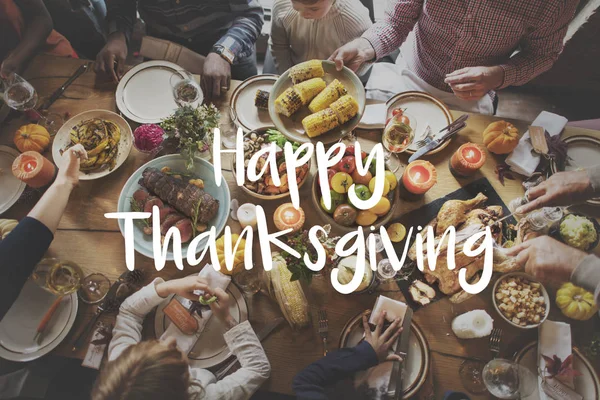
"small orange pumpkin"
13,124,50,153
482,121,520,154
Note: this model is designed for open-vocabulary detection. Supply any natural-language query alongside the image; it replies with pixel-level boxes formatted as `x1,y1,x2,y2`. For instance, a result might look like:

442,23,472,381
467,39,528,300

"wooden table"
1,54,599,398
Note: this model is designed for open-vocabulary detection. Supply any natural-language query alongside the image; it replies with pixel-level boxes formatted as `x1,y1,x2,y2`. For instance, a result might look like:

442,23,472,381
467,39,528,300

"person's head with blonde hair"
91,338,195,400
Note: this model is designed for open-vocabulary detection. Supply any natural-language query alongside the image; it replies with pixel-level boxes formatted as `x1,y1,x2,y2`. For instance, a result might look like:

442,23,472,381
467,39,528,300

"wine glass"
220,106,239,149
482,359,537,399
1,73,63,135
79,273,111,304
382,111,417,172
170,70,202,107
376,258,397,282
460,359,489,394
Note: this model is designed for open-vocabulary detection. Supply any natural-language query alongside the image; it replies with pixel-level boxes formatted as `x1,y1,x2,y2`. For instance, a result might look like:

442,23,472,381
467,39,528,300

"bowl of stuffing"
492,273,550,329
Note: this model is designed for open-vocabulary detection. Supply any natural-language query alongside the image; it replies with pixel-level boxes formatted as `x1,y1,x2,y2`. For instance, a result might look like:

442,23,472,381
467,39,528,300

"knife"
40,63,89,110
215,317,284,379
408,120,467,163
389,307,413,400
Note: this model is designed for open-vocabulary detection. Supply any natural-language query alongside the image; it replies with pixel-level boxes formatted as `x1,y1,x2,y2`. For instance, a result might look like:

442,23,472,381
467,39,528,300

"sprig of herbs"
129,198,149,228
282,228,339,284
191,198,203,238
160,104,220,169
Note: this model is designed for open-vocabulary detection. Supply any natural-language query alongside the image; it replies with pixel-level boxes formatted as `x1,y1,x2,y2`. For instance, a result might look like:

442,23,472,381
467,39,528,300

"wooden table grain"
1,55,599,398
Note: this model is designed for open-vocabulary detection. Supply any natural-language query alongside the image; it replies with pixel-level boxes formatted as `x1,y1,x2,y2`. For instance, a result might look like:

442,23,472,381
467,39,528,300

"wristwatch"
212,45,235,65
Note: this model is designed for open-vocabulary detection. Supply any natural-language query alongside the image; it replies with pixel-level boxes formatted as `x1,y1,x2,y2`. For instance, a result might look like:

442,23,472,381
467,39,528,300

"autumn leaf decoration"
545,131,572,171
495,161,515,186
542,354,582,380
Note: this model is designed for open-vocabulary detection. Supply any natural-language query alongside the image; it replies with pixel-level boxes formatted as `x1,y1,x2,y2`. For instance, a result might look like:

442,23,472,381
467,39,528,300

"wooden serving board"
387,177,517,310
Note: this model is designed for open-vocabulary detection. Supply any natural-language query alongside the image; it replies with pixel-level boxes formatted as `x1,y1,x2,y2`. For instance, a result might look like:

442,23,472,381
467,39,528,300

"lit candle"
237,203,258,230
274,203,305,233
401,160,437,197
450,143,487,177
11,151,56,188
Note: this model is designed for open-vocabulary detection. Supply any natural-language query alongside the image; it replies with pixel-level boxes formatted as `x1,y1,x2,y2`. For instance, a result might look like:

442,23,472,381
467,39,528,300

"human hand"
208,288,236,328
201,53,231,99
95,32,128,83
505,236,587,284
55,144,87,189
329,38,375,72
516,170,594,215
362,310,404,363
444,66,504,101
156,275,210,301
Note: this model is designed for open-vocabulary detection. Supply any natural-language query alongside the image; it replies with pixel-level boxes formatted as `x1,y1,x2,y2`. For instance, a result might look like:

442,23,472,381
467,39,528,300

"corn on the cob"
308,79,347,113
254,89,269,109
274,87,303,117
302,108,340,138
289,60,324,84
294,78,326,105
330,94,359,124
268,252,309,329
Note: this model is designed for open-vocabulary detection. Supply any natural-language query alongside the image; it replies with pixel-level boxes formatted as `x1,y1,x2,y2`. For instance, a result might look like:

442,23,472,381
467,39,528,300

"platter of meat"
117,155,230,260
388,178,520,309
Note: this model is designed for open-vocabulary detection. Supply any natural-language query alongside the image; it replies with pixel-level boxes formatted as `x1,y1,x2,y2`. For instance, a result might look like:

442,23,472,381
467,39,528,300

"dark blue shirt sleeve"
293,341,379,399
0,217,53,321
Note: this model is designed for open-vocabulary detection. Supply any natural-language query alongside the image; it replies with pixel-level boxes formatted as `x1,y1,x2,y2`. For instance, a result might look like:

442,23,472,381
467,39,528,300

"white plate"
116,60,202,124
154,281,248,369
230,74,278,132
0,279,78,362
386,91,453,155
52,110,133,180
515,341,600,400
0,146,25,215
340,311,429,398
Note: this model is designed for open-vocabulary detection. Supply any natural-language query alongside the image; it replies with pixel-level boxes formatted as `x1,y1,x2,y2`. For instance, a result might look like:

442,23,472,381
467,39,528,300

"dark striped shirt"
106,0,264,62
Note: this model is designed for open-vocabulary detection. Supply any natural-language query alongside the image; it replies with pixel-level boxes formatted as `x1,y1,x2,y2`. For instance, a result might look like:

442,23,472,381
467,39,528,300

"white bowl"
492,272,550,330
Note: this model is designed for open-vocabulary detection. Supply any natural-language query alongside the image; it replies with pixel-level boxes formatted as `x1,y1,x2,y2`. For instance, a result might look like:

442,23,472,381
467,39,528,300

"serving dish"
116,155,230,261
231,127,311,200
492,272,550,330
52,109,132,180
0,145,26,214
268,60,366,145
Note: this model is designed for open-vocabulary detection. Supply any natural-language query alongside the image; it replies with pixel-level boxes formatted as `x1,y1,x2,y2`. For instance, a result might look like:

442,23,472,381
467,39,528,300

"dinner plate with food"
0,145,26,215
0,278,78,362
339,311,429,399
386,91,454,155
230,74,278,132
232,127,310,199
52,110,132,180
116,155,230,261
154,275,248,369
268,60,366,144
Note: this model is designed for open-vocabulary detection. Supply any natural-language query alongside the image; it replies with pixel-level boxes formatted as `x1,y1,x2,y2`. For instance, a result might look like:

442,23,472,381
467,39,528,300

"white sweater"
269,0,372,73
108,278,271,400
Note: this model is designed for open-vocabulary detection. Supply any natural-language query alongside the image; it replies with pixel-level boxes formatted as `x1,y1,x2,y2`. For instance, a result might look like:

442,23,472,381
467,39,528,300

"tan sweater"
572,165,600,304
269,0,372,73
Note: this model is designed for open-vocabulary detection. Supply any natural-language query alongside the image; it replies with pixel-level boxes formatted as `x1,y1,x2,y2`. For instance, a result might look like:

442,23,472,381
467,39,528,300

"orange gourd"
13,124,51,153
482,121,519,154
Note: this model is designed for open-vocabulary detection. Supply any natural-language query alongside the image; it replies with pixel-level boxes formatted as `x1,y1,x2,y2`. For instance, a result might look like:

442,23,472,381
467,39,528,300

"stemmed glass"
382,111,417,172
1,73,63,135
170,70,202,107
221,106,239,149
460,358,537,398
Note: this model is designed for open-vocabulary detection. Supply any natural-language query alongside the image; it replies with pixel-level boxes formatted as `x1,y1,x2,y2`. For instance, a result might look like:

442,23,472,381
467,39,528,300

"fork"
489,328,502,358
318,310,329,356
413,125,434,149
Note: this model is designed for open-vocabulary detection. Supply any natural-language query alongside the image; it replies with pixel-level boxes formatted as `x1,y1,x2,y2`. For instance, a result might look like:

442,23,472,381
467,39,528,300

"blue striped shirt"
106,0,264,62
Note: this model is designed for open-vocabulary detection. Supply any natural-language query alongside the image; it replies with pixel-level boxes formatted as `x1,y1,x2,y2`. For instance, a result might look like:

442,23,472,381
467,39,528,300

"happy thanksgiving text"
106,129,495,295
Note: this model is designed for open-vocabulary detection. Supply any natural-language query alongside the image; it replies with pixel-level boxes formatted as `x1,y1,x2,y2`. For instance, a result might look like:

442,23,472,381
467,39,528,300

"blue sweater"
293,341,379,399
0,217,53,321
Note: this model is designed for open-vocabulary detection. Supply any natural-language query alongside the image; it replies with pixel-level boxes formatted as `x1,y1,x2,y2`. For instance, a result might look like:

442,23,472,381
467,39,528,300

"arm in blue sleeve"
293,341,379,400
0,217,53,321
213,0,264,61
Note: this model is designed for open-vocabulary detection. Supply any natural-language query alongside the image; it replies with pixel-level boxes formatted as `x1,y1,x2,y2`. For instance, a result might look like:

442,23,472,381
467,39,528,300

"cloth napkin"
160,265,231,354
505,111,568,177
358,103,387,129
538,320,573,399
